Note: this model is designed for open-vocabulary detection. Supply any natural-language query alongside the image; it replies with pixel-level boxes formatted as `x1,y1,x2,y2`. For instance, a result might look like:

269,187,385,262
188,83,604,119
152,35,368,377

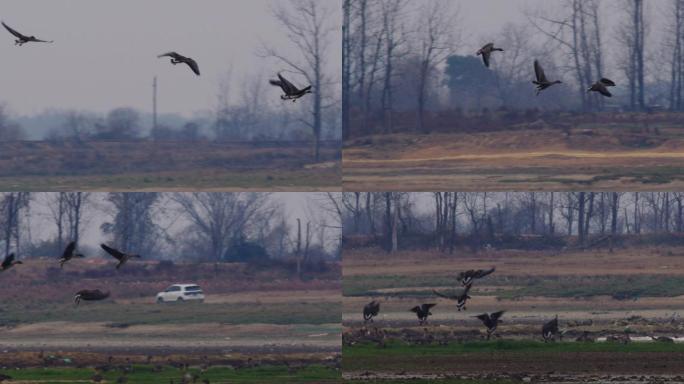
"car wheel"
157,297,164,303
177,297,184,302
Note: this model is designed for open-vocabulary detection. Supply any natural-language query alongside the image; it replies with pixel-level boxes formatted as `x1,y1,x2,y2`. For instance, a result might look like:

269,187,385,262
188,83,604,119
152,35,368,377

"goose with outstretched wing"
158,52,200,76
2,21,53,46
269,73,312,102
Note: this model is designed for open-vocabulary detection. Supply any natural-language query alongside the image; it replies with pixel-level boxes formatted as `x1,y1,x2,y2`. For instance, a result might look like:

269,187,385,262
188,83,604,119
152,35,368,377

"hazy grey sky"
1,0,341,117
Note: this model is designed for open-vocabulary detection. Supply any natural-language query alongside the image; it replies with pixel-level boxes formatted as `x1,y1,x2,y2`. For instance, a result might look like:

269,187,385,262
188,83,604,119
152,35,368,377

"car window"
166,286,181,292
185,285,202,291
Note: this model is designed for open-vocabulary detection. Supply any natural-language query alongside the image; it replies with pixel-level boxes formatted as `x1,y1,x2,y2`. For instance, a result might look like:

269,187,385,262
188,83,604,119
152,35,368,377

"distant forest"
342,0,684,137
341,192,684,252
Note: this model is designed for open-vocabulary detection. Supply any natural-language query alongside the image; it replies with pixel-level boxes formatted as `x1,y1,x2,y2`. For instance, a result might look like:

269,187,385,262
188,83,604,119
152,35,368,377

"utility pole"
152,76,158,131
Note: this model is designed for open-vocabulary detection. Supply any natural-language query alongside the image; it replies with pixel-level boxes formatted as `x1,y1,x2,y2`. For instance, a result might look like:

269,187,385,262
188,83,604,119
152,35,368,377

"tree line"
341,192,684,252
342,0,684,137
0,192,340,268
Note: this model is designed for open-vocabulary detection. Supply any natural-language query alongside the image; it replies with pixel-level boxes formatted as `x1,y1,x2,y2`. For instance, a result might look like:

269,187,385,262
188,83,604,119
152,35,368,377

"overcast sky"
0,0,341,117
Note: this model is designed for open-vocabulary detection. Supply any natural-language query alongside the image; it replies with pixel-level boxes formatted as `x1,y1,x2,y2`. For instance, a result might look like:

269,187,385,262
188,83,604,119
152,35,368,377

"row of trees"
0,193,340,267
341,192,684,253
343,0,684,137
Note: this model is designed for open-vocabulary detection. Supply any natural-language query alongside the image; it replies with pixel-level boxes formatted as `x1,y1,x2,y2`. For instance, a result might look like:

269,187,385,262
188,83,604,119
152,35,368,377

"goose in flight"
269,73,312,102
363,300,380,323
59,241,85,268
100,244,141,269
74,289,110,306
2,21,53,46
476,43,503,68
433,283,472,311
533,60,562,95
1,253,22,271
158,52,200,76
588,78,616,97
475,310,505,340
456,267,495,286
410,303,436,325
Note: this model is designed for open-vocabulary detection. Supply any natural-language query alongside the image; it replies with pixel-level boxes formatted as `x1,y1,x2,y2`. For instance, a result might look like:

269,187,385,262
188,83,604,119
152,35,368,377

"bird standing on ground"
475,310,505,340
100,244,141,269
588,78,616,97
533,60,562,95
269,73,312,102
456,267,495,286
476,43,503,68
433,283,472,311
410,303,436,325
2,21,53,46
363,300,380,323
1,253,22,271
542,315,561,342
74,289,110,306
158,52,200,76
59,241,85,268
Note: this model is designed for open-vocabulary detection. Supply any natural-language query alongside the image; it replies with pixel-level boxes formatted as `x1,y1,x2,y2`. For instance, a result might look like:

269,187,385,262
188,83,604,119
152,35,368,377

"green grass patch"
0,365,340,383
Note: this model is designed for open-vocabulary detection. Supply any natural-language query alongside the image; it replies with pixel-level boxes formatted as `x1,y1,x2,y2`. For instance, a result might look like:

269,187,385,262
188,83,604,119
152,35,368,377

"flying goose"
1,253,22,271
475,310,505,340
2,21,53,46
269,73,312,102
432,283,472,311
542,315,561,342
363,300,380,323
456,267,495,286
533,60,562,95
410,303,436,325
100,244,141,269
588,78,616,97
476,43,503,68
158,52,200,76
74,289,110,306
59,241,85,268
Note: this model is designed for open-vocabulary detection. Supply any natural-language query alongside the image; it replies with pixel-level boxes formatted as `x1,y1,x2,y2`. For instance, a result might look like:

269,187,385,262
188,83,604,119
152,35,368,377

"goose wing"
158,51,183,60
473,267,495,278
422,303,437,311
62,241,76,259
277,73,300,94
184,57,200,76
534,60,548,83
600,78,616,87
433,289,458,300
475,313,491,324
2,22,27,39
490,310,506,322
31,37,53,43
481,51,491,68
100,244,125,261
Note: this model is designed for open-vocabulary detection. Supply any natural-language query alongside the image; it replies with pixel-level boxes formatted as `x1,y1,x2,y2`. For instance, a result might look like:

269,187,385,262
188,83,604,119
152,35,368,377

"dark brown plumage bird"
74,289,110,306
456,267,495,286
476,43,503,68
100,244,141,269
410,303,436,325
363,300,380,323
588,78,616,97
433,283,472,311
1,253,22,271
475,310,505,340
542,315,560,342
269,73,312,102
533,60,562,95
158,52,200,76
59,241,85,268
2,21,53,46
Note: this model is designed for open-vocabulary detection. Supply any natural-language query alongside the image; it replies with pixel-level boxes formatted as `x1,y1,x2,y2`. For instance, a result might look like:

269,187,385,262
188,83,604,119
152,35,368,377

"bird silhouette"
456,267,495,286
475,310,505,340
410,303,436,325
533,60,562,95
59,241,85,268
476,43,503,68
542,315,560,342
363,300,380,323
588,78,616,97
269,73,312,102
2,21,53,46
74,289,110,306
433,283,472,311
158,52,200,76
100,244,141,269
1,253,22,271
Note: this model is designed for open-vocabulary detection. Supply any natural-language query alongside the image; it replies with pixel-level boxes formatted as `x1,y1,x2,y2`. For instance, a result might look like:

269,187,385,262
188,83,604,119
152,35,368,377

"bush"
222,238,270,264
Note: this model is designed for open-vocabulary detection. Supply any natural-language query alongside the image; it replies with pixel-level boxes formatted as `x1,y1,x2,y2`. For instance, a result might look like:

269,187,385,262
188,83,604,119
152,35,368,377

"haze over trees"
343,0,684,137
341,192,684,253
0,193,340,270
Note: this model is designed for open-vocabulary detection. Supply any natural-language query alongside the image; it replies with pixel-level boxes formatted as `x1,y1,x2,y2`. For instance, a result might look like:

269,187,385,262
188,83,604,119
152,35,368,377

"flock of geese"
362,266,564,342
1,20,312,102
477,42,616,97
1,241,141,305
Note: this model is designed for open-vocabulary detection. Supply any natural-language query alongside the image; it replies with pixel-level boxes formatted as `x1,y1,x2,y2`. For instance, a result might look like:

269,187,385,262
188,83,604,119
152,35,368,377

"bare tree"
0,104,24,141
262,0,337,161
101,193,162,256
47,192,90,254
0,193,30,256
617,0,646,110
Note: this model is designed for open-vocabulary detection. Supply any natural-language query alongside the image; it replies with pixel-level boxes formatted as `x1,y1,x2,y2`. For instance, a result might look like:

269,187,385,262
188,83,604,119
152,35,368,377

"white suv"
156,284,205,303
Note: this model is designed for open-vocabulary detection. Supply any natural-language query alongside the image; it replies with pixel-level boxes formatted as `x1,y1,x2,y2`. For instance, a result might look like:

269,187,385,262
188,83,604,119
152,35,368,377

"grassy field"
0,365,340,383
343,126,684,191
0,140,340,190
